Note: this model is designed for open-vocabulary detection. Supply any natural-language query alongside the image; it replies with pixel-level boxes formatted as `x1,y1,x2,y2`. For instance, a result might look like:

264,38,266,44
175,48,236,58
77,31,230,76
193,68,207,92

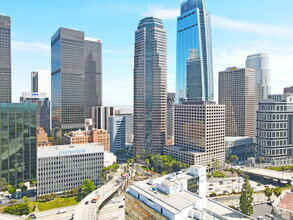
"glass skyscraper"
133,17,167,158
0,15,11,103
176,0,213,103
51,28,85,144
0,103,37,186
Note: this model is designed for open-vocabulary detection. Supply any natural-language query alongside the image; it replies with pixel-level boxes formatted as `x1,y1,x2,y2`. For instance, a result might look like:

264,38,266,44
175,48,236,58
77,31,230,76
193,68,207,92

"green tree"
230,155,238,167
145,159,149,169
239,175,254,216
136,155,140,162
81,179,96,197
258,157,265,168
31,180,37,188
8,186,16,194
264,187,273,202
4,203,30,216
130,158,135,167
274,187,282,198
213,159,220,171
0,178,9,192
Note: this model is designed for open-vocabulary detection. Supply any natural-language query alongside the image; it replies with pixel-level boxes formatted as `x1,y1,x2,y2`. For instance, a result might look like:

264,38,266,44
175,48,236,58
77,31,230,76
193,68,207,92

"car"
257,216,264,220
257,183,261,186
227,185,231,188
265,185,269,188
85,201,89,205
223,190,229,194
57,209,66,214
241,166,245,168
219,181,224,185
265,213,274,218
252,187,257,190
208,188,213,190
215,188,220,191
118,205,124,208
28,214,37,219
232,179,236,182
209,184,213,186
234,186,238,189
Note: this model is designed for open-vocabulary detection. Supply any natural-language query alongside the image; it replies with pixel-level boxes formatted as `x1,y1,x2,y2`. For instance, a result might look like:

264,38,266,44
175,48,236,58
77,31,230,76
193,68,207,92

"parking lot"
207,176,280,195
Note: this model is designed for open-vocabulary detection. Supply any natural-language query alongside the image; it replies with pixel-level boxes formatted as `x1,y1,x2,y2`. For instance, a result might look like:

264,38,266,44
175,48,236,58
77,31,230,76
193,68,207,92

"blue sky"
2,0,293,106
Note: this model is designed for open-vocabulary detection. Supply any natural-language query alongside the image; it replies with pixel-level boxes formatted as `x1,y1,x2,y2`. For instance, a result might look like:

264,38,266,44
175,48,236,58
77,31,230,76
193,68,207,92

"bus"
91,191,100,203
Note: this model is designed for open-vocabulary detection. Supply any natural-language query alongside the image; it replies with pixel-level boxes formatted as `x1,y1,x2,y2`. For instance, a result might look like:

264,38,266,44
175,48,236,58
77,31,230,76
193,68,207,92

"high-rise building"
115,108,133,144
133,17,167,158
0,15,11,103
167,92,175,145
109,116,126,154
0,103,37,186
64,128,110,151
31,70,51,100
164,101,225,169
176,0,213,103
20,92,50,135
84,38,102,118
256,94,293,165
219,67,256,137
246,53,271,106
51,28,85,144
92,106,115,131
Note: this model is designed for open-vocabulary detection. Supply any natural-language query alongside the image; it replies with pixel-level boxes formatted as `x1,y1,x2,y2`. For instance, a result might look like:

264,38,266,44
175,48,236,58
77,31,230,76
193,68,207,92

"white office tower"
31,70,51,100
246,53,271,106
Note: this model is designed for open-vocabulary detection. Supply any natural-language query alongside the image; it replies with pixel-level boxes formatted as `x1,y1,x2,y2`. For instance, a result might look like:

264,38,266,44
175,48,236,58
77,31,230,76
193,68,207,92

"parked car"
223,191,229,194
265,185,269,188
57,209,66,214
215,188,220,191
209,184,213,186
265,213,274,218
85,201,89,205
257,216,264,220
118,205,124,208
208,188,213,190
219,181,224,185
257,183,261,186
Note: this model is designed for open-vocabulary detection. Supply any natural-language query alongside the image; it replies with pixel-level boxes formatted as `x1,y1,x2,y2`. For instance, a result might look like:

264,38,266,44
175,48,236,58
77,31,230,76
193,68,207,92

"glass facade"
0,15,11,103
51,28,85,144
133,17,167,158
176,0,213,103
0,103,36,186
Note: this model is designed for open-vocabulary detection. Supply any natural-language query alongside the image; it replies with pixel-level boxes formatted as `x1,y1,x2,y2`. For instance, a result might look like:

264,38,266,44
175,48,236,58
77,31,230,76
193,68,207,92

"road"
97,195,125,220
34,205,76,220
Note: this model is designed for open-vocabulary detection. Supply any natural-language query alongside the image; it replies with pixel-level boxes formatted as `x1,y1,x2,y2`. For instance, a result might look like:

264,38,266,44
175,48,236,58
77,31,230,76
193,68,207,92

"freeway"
97,195,125,220
34,205,76,220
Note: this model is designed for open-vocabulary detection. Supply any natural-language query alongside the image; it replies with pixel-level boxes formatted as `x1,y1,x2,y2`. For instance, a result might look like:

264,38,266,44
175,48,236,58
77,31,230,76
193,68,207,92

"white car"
57,209,66,214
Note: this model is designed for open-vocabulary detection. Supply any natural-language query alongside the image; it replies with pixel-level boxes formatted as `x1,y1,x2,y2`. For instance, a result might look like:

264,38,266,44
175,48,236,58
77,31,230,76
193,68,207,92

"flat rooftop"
277,192,293,212
38,143,103,151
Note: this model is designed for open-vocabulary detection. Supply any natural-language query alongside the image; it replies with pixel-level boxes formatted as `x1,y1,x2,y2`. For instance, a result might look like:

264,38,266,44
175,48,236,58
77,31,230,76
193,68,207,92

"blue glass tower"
176,0,213,103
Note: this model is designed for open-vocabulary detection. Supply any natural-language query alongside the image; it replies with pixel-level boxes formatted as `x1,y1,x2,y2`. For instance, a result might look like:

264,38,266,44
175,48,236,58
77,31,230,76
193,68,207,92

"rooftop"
37,143,103,152
277,192,293,212
164,145,205,156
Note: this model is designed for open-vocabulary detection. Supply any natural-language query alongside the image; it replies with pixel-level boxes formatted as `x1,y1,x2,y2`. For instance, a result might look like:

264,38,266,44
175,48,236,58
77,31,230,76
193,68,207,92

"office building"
225,137,256,162
51,28,85,144
37,125,52,147
246,53,271,105
133,17,167,158
84,38,102,118
37,143,115,195
64,128,109,151
0,15,11,103
116,108,133,144
256,94,293,165
219,67,256,137
167,93,175,145
164,101,225,169
109,116,126,154
0,103,36,186
176,0,213,103
92,106,115,131
284,86,293,94
31,70,51,99
20,92,50,135
125,165,251,220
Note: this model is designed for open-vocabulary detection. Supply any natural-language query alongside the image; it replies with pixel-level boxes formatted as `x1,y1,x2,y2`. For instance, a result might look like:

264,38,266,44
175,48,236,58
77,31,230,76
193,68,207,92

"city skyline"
1,0,293,106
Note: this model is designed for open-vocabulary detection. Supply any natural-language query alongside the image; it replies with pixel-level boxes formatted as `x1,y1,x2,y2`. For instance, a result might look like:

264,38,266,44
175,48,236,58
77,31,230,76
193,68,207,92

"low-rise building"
272,192,293,219
37,143,113,195
225,137,256,162
125,165,253,220
64,128,109,151
37,125,52,147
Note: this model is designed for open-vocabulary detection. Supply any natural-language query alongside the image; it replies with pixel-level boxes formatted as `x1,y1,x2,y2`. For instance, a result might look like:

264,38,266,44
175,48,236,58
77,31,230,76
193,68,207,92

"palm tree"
231,168,235,193
145,159,149,170
230,155,238,168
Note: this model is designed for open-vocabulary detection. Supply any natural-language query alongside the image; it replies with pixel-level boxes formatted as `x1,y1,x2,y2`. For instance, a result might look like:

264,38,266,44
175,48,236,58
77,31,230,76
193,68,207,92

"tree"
274,187,282,198
0,178,9,192
136,155,140,162
130,158,135,167
230,155,239,167
31,180,37,188
236,168,242,193
258,157,265,168
213,159,220,171
230,168,235,190
264,187,273,202
145,159,149,169
19,182,27,192
239,175,254,216
4,203,30,216
8,186,16,194
81,179,96,197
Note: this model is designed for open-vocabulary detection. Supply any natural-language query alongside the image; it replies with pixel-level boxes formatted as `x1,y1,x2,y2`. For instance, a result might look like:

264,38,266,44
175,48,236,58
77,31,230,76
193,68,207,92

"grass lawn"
33,196,79,211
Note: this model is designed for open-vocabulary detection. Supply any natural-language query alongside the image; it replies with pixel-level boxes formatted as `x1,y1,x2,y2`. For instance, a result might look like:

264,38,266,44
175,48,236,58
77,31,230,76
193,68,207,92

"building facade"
20,92,50,135
0,103,37,186
225,137,256,162
219,67,256,137
176,0,213,103
51,28,85,144
31,70,51,100
64,128,109,151
92,106,115,131
37,143,106,195
84,38,102,118
37,125,52,147
246,53,271,106
284,86,293,94
167,93,175,145
109,116,126,154
256,94,293,165
133,17,167,158
0,15,11,103
115,108,133,144
164,101,225,169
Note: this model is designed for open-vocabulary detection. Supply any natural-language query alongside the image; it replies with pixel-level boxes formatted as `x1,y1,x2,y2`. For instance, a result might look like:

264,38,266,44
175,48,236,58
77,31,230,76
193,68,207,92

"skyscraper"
109,116,126,154
84,38,102,118
133,17,167,158
176,0,213,103
31,70,51,100
246,53,271,106
51,28,85,144
167,92,175,144
0,103,37,186
219,67,256,137
92,106,115,131
0,15,11,103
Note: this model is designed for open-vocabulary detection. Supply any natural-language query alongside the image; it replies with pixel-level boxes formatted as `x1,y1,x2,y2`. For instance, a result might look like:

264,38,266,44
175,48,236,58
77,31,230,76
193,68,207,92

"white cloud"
144,5,179,19
12,41,50,54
